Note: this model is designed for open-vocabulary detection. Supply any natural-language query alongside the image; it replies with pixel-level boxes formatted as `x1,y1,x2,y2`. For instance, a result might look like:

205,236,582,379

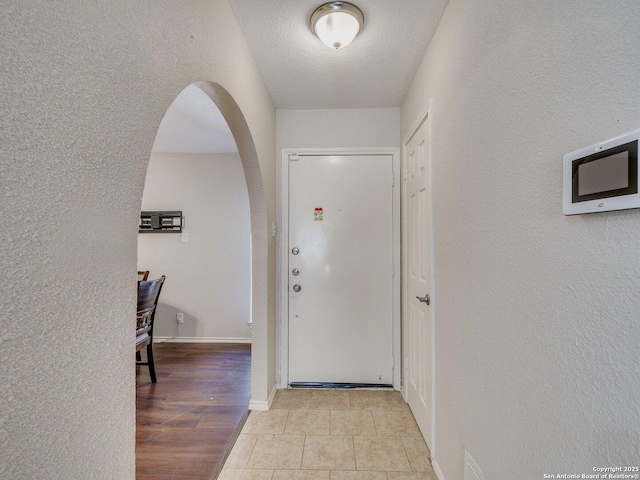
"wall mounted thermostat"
563,128,640,215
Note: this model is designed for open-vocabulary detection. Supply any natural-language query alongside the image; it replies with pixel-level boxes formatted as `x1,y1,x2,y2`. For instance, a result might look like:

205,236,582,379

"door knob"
292,247,300,255
292,284,302,292
416,293,430,305
292,268,300,276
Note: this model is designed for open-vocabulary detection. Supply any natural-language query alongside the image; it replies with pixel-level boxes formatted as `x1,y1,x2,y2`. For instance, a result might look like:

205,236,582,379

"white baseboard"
248,400,268,411
249,384,278,411
432,458,445,480
154,336,251,344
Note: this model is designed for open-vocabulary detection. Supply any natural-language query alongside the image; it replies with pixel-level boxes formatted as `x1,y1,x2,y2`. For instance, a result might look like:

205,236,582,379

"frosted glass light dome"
311,2,364,50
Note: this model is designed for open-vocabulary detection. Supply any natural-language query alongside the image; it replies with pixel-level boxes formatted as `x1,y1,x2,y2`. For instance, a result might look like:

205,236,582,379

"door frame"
279,147,401,390
401,100,436,457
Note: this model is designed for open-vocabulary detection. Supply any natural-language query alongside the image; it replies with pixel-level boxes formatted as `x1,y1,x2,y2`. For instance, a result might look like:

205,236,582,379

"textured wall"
139,153,251,340
401,0,640,478
0,1,275,478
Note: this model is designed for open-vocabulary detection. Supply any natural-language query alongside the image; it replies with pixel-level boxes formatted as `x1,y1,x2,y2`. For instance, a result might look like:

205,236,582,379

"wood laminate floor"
136,342,251,480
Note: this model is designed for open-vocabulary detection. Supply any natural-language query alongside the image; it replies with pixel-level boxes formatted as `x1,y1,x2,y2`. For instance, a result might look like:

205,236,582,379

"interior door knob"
292,284,302,292
416,293,430,305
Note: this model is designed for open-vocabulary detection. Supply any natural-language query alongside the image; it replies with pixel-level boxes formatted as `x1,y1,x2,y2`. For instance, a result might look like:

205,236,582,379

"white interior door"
404,118,433,449
288,154,394,385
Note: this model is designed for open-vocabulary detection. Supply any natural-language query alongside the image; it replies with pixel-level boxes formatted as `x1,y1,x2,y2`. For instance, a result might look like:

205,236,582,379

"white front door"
288,154,394,385
404,117,433,449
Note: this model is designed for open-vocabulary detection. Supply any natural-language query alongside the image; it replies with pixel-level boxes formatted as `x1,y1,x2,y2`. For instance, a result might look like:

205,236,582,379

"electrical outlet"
176,313,184,324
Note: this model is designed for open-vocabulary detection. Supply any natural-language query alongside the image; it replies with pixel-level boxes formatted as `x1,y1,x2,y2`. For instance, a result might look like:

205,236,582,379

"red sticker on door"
314,207,323,221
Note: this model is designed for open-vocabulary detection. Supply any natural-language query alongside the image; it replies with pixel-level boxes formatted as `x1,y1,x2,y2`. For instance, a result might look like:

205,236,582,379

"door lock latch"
416,293,430,305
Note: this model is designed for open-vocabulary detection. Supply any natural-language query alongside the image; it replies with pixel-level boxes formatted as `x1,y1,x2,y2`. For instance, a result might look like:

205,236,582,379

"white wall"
1,1,275,478
277,108,400,151
276,108,400,386
401,0,640,478
139,153,251,341
152,84,238,154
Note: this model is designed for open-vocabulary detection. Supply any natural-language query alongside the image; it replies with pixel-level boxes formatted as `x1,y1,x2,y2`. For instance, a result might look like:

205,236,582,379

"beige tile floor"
219,389,437,480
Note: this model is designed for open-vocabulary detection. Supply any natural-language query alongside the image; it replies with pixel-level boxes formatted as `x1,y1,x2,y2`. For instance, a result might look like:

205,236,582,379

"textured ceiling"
152,85,237,153
228,0,449,109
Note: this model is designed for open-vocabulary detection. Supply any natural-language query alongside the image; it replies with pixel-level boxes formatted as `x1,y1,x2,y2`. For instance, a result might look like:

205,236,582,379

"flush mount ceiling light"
310,2,364,50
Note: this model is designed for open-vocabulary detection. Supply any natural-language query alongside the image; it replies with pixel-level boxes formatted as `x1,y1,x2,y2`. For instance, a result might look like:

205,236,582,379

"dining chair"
136,275,165,383
137,270,150,281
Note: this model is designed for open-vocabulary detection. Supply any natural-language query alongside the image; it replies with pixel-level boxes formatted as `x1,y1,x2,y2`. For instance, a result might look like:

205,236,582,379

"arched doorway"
136,81,267,478
139,84,251,342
